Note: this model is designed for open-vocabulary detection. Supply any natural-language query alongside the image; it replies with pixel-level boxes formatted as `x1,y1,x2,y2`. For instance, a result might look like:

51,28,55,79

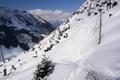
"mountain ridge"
0,7,54,59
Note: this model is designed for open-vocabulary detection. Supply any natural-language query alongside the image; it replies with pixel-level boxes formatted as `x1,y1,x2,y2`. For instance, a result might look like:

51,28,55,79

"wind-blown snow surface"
1,0,120,80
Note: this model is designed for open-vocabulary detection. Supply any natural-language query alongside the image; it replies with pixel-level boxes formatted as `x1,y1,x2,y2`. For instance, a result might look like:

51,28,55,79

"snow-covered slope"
1,0,120,80
0,7,54,34
0,7,54,60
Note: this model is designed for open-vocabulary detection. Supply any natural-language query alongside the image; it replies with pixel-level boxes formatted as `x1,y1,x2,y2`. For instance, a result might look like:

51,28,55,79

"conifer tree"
33,55,55,80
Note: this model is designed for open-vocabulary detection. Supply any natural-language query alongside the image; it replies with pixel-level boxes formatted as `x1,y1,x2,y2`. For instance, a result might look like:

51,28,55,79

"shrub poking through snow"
109,13,112,17
85,69,100,80
33,55,55,80
3,68,7,76
44,44,54,52
112,1,118,7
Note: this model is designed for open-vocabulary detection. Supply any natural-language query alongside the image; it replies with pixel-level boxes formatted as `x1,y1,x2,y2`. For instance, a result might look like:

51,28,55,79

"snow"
1,0,120,80
0,7,54,62
0,46,23,61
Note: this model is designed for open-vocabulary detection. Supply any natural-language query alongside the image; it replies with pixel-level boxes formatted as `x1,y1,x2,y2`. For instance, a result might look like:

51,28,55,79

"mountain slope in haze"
29,9,71,28
1,0,120,80
0,7,54,59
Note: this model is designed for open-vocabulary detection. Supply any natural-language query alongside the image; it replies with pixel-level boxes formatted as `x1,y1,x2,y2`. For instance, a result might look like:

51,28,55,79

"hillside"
0,7,54,60
0,0,120,80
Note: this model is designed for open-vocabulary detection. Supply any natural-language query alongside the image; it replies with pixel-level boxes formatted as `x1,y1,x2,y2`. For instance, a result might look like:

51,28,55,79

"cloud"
28,9,71,26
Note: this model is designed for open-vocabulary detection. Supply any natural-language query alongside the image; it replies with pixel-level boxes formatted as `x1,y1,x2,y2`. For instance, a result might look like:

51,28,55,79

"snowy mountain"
0,7,54,59
29,9,71,28
1,0,120,80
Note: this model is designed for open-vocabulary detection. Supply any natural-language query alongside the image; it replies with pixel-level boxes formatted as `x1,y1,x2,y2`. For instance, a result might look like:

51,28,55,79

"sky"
0,0,86,27
0,0,85,12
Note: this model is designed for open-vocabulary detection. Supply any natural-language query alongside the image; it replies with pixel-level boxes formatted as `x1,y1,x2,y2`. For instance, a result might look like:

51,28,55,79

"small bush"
85,70,100,80
3,68,7,76
88,12,91,16
109,13,112,17
44,44,54,52
33,55,55,80
112,1,118,7
63,33,68,38
94,12,98,15
96,4,99,7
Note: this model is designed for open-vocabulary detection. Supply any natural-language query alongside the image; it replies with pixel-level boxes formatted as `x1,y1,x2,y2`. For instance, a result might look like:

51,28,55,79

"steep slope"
0,7,54,59
47,0,120,80
0,0,120,80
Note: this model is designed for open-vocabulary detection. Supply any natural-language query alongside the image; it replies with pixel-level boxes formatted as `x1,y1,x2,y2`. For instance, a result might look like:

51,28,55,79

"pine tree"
33,55,55,80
